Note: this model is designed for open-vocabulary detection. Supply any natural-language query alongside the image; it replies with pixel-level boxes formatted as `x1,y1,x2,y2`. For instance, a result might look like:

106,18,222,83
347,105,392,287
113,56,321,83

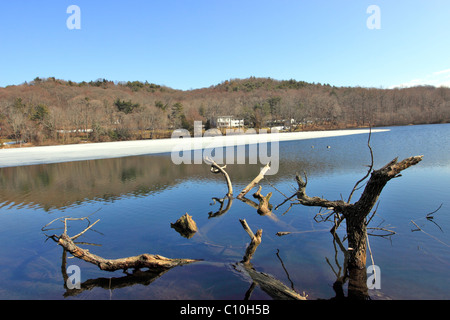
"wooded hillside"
0,77,449,146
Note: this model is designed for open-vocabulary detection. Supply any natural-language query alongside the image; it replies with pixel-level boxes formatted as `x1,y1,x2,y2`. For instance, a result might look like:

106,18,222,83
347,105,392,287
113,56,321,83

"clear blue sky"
1,0,449,90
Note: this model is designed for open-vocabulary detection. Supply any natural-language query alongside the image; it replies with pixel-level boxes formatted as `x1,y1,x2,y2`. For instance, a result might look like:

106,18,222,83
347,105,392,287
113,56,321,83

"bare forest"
0,77,449,147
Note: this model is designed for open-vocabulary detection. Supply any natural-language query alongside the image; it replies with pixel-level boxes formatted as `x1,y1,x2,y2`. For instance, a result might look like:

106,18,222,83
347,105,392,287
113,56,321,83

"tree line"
0,76,449,146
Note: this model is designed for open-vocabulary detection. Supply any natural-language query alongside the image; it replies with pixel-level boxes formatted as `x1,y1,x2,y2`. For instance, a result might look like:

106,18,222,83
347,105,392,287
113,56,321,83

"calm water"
0,124,449,300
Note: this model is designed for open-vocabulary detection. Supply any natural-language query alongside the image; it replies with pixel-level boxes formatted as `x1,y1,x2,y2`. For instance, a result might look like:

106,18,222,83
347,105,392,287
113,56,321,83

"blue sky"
0,0,449,90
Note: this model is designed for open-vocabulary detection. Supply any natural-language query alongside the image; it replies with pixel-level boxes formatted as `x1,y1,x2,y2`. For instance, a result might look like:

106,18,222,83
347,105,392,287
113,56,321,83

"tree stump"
171,213,198,239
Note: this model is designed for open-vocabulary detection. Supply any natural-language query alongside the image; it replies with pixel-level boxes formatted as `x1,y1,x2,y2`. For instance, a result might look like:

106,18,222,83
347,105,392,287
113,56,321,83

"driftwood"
252,185,273,216
171,213,198,238
205,158,275,218
60,246,173,297
205,157,233,197
205,159,275,219
237,162,271,199
237,219,307,300
44,216,199,273
239,219,262,264
235,263,307,300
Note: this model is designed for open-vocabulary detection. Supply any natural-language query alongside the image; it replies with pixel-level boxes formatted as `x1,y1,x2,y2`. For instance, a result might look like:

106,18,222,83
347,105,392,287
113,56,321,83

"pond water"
0,124,448,300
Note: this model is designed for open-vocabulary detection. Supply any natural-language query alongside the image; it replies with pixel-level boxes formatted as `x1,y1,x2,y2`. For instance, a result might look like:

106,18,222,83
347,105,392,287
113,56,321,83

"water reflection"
1,124,449,212
0,154,260,211
1,124,449,300
50,214,371,300
0,143,350,211
41,154,375,300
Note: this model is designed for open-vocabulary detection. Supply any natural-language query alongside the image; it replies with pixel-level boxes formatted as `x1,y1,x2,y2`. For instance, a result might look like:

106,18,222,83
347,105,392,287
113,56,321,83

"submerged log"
57,233,197,272
45,216,199,273
235,262,307,300
237,219,307,300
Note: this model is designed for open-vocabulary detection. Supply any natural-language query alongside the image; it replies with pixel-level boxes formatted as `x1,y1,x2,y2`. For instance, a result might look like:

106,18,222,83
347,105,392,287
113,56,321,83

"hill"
0,76,449,147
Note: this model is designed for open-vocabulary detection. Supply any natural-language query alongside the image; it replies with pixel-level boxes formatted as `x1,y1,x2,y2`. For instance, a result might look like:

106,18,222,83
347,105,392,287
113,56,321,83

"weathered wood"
346,155,423,269
252,185,273,215
205,157,233,197
45,216,199,273
236,263,307,300
239,219,262,264
294,173,347,213
236,219,307,300
291,155,423,269
57,233,198,272
237,162,271,199
171,213,198,238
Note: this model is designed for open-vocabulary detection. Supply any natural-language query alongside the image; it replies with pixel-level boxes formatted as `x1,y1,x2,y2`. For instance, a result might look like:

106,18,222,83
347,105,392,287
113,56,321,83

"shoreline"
0,128,389,168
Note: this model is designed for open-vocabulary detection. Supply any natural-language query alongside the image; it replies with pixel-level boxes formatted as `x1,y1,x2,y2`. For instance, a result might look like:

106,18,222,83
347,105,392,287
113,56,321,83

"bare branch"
426,203,443,219
71,219,100,240
294,173,347,212
46,217,200,272
239,219,262,264
410,220,450,248
237,162,271,199
205,157,233,197
56,233,199,271
348,128,374,203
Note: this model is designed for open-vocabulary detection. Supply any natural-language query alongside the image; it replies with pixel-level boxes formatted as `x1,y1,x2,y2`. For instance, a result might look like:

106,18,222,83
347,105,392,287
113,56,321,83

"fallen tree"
43,216,199,273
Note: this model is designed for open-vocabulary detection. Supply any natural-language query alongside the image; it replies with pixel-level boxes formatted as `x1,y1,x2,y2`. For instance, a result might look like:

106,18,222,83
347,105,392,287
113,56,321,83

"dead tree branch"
285,155,423,269
410,220,450,247
252,185,273,216
235,263,307,300
236,219,307,300
347,127,374,203
239,219,262,264
237,162,271,199
205,157,233,197
294,172,347,213
45,216,199,273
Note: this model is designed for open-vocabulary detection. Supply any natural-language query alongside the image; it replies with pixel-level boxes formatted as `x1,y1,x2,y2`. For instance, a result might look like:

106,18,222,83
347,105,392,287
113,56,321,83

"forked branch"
277,155,423,269
239,219,262,264
44,216,199,273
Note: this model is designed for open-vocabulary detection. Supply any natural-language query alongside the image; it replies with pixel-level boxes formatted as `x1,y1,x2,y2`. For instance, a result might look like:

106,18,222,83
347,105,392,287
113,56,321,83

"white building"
216,116,244,128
